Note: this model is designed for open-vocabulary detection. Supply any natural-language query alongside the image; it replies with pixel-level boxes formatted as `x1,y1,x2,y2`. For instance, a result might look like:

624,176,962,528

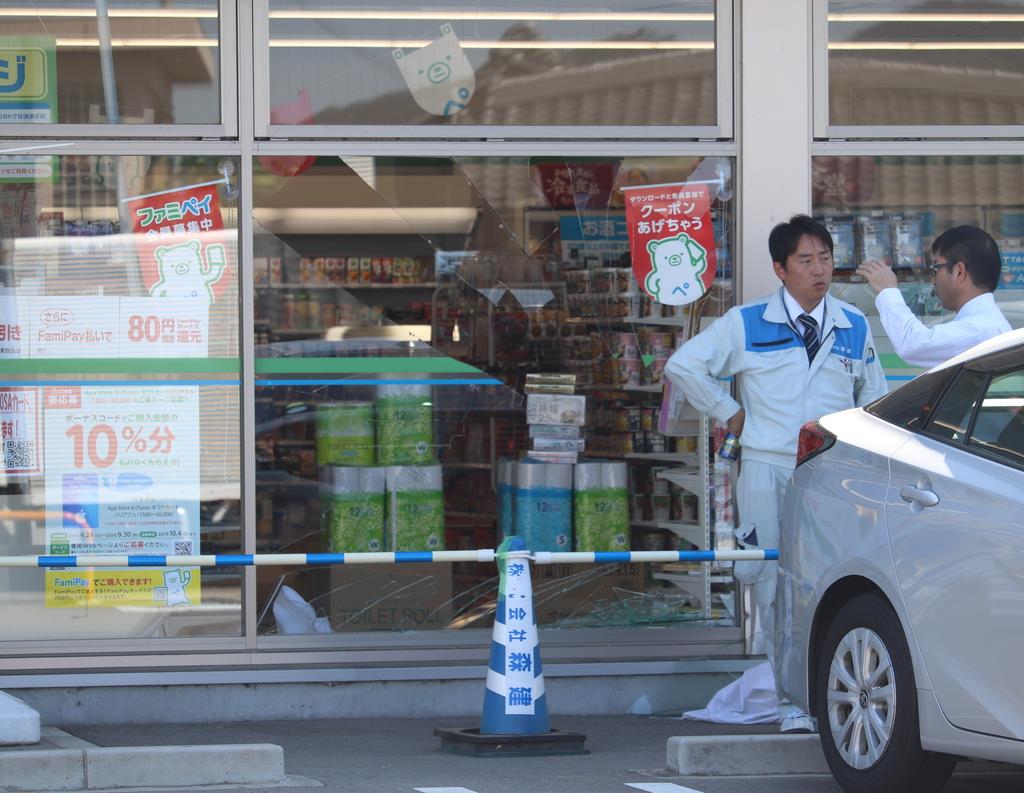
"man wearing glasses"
857,225,1011,368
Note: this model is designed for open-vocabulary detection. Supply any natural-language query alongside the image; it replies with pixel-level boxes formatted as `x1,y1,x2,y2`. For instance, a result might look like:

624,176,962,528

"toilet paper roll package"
376,384,435,466
386,464,445,551
514,461,573,552
497,459,516,541
315,402,375,466
573,462,629,551
320,466,386,552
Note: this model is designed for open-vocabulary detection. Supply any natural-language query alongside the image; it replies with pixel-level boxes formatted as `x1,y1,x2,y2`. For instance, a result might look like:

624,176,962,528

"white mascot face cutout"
394,24,475,117
151,239,227,303
645,233,709,306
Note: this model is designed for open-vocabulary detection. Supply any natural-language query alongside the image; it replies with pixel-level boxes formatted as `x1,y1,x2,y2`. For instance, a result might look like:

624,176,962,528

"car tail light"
796,421,836,467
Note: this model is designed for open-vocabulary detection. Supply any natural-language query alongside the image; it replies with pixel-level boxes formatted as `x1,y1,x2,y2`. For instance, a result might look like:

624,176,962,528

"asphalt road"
71,715,1024,793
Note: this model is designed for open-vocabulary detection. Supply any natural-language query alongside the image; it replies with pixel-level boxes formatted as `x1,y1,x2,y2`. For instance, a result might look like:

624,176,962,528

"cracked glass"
252,154,738,636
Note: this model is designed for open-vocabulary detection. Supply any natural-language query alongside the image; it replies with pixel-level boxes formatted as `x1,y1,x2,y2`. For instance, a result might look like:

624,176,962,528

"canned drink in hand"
718,432,740,460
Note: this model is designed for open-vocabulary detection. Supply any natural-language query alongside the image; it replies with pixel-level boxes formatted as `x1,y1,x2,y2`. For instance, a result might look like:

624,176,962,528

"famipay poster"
43,385,201,608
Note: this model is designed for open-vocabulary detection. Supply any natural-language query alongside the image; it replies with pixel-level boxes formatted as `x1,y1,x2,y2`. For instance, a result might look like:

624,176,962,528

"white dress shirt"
874,289,1012,369
781,288,825,342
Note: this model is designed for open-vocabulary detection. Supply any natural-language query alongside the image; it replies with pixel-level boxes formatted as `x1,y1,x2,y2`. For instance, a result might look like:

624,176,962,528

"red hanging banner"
623,182,717,306
123,181,234,303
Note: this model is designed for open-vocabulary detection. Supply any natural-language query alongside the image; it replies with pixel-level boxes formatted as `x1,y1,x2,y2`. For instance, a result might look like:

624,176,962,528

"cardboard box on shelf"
529,424,583,439
526,394,586,426
328,563,453,631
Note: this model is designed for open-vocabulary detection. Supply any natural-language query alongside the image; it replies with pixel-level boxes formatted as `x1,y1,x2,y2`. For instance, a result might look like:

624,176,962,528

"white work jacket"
875,289,1012,369
665,290,888,469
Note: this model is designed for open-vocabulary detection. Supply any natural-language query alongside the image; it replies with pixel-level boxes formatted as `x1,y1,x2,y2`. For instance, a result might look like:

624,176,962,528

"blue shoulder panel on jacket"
740,304,802,353
832,309,868,360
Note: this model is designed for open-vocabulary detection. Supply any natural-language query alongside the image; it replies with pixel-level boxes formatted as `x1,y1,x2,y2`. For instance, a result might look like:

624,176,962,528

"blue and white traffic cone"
481,536,550,735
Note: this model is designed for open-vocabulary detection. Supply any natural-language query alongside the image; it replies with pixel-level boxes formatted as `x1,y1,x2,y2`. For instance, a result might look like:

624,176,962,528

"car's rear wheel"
814,592,956,793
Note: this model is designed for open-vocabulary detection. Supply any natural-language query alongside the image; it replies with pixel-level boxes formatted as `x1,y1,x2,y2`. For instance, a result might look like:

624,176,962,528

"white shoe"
780,712,816,734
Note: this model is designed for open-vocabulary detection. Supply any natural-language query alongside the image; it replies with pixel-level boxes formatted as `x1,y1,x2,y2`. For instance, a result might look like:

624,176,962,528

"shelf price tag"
623,181,717,306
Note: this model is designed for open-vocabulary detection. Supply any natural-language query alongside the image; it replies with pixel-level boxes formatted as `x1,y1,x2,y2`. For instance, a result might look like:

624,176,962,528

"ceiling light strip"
829,41,1024,51
270,38,712,50
0,6,217,17
269,10,714,22
829,13,1024,23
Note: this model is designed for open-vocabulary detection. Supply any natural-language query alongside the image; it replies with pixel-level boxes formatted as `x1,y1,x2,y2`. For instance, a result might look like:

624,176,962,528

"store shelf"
565,316,690,327
626,453,698,465
631,520,705,547
581,383,663,393
442,462,492,470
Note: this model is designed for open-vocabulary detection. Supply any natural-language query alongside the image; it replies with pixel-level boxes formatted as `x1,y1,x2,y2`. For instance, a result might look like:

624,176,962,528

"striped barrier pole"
0,549,778,569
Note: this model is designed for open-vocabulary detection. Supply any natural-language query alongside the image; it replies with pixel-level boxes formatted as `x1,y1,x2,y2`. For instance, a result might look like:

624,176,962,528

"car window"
865,366,958,431
968,370,1024,467
926,369,989,444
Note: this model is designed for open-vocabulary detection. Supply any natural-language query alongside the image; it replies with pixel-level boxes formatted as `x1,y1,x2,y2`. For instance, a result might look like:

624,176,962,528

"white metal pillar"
739,0,814,302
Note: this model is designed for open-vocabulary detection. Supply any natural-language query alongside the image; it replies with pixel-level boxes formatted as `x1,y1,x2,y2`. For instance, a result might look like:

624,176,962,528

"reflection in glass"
813,155,1024,379
828,1,1024,126
0,155,241,640
0,1,221,124
252,155,738,635
267,1,716,127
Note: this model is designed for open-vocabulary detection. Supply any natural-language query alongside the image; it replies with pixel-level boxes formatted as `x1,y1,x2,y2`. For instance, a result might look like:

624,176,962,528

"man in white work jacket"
665,215,888,733
857,225,1011,368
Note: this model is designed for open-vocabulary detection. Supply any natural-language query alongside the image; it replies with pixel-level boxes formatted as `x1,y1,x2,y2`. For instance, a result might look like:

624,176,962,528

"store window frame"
0,138,250,664
244,140,743,659
0,1,238,139
0,138,747,673
253,0,734,140
811,0,1024,140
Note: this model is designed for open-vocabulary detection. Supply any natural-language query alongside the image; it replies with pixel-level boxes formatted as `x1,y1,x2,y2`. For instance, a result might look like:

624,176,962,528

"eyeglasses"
927,260,959,278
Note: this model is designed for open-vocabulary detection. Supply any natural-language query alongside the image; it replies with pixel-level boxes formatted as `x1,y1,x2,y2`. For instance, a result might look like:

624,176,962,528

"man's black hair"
931,225,1001,292
769,214,834,269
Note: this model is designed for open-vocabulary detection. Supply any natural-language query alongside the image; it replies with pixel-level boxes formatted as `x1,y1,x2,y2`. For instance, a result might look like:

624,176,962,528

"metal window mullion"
253,0,271,137
251,140,738,157
715,0,734,139
263,123,726,139
219,0,239,136
0,124,231,138
0,140,243,156
812,0,829,138
825,124,1024,140
811,139,1024,156
237,0,259,652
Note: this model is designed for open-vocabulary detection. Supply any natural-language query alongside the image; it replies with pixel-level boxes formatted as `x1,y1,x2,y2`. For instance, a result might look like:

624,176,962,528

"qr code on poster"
174,541,194,556
3,439,37,473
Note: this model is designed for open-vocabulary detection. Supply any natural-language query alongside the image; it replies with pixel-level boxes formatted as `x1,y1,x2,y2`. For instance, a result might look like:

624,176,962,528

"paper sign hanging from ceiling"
393,24,475,117
122,180,234,304
622,182,717,306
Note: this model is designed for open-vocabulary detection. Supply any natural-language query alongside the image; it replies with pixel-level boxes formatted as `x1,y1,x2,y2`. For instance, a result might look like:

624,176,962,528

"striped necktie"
798,314,820,363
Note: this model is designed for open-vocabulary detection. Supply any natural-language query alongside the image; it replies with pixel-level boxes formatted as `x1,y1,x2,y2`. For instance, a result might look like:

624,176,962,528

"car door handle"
900,486,940,508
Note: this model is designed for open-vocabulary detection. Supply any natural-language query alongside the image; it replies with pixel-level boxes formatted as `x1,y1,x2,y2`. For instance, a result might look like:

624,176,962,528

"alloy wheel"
826,627,897,769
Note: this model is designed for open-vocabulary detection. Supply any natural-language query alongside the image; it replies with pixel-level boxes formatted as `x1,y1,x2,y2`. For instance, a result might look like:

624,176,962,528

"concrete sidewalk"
4,716,1024,793
0,716,780,793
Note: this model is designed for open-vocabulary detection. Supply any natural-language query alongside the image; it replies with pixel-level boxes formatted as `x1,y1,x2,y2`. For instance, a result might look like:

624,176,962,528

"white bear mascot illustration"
645,233,709,306
394,25,475,117
150,239,227,303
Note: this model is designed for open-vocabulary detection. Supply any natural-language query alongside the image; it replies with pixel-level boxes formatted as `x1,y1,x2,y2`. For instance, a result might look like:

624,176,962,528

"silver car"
776,328,1024,793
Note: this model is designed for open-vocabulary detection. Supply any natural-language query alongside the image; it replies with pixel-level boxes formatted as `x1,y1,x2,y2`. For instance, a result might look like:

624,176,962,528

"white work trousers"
733,459,790,669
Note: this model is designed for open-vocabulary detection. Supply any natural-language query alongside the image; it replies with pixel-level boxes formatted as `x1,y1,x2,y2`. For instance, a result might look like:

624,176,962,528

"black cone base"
434,727,589,757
